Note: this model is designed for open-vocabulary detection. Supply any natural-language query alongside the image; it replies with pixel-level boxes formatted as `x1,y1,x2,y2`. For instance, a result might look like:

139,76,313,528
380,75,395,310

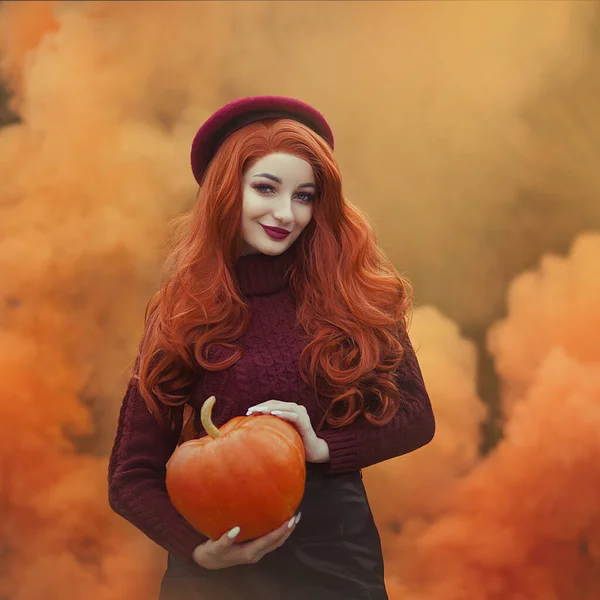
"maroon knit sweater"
107,246,435,563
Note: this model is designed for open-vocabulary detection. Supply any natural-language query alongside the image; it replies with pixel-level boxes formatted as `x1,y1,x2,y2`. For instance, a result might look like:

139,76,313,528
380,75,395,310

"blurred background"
1,1,600,598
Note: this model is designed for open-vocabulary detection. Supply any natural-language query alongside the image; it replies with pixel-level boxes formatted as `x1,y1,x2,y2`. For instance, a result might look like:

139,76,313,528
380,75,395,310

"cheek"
297,205,313,228
241,194,265,221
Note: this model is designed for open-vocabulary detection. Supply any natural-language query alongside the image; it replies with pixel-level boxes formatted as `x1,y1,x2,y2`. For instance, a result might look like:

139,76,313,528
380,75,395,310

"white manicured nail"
295,512,302,525
288,517,296,528
227,526,241,539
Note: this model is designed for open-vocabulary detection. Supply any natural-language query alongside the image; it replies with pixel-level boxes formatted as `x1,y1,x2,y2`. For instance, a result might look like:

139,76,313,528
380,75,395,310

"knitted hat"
190,96,334,185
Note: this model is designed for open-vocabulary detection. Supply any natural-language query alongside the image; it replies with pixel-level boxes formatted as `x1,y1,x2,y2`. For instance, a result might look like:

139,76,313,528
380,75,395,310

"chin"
257,243,291,256
247,237,295,256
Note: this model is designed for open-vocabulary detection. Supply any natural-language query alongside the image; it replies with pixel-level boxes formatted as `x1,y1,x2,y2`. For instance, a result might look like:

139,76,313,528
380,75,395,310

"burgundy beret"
190,96,334,185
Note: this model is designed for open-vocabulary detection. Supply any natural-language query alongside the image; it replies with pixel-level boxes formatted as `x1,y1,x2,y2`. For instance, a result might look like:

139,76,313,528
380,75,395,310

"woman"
108,96,435,600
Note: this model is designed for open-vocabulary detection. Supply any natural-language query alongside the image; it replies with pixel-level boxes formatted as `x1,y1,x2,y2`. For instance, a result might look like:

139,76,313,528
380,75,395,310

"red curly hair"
136,118,413,434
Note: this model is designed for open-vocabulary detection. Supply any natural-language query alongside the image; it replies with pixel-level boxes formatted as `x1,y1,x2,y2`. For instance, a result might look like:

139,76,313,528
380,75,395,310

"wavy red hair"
136,118,413,434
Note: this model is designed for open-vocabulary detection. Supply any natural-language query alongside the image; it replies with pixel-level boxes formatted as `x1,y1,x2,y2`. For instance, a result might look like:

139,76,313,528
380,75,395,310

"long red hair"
136,118,413,434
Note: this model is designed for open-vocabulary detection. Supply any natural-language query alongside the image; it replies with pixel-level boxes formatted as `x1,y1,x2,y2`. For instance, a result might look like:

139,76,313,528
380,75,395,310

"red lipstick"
260,224,291,240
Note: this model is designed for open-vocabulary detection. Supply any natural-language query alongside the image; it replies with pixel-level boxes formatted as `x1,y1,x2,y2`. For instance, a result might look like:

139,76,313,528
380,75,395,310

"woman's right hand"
192,512,301,570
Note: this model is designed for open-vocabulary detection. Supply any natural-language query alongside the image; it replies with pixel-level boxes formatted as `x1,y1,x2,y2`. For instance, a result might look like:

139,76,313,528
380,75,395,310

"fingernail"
288,517,296,528
227,526,241,539
271,410,283,415
295,512,302,525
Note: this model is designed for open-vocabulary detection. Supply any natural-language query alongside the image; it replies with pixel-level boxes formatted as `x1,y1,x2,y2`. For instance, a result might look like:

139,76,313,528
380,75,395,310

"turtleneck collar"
233,244,298,297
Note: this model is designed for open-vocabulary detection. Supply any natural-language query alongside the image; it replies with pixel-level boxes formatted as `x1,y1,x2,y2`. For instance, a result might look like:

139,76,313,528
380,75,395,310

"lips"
260,224,291,240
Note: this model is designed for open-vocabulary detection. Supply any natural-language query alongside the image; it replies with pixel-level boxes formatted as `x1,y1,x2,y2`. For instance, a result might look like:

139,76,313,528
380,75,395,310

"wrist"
314,437,330,463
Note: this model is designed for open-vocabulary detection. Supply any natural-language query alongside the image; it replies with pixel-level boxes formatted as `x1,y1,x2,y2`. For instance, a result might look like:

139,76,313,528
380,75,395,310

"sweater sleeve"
317,327,435,474
107,365,208,564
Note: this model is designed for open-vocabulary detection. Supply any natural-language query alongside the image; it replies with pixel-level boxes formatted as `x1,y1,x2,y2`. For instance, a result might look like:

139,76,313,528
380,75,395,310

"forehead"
244,152,314,182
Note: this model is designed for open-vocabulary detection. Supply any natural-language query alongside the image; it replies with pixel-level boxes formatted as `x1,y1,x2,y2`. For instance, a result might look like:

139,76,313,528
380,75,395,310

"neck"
233,245,298,297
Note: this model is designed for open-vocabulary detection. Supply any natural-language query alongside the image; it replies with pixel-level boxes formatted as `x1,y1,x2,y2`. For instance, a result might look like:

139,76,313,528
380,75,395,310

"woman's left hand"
246,400,330,464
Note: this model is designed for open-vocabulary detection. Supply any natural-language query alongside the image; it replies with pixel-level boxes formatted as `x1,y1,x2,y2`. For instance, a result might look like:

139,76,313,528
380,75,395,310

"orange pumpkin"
166,395,306,543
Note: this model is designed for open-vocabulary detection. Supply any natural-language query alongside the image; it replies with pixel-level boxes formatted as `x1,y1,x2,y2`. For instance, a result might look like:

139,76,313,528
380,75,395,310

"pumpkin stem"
200,396,221,439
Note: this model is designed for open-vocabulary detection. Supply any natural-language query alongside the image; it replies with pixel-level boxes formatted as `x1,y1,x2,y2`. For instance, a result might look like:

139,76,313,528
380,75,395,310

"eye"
296,192,314,203
252,183,275,195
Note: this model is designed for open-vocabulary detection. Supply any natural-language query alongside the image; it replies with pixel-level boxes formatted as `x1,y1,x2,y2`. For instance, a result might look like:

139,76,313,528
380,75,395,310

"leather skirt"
158,463,388,600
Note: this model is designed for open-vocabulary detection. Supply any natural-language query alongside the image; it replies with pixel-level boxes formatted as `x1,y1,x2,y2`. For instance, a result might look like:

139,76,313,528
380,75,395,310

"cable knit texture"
107,245,435,563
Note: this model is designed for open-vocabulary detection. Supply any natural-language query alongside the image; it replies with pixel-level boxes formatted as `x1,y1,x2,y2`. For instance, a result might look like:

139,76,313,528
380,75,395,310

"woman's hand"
193,513,301,570
246,400,330,463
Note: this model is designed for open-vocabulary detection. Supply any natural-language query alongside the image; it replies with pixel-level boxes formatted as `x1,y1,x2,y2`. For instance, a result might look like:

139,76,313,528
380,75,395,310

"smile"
260,224,291,240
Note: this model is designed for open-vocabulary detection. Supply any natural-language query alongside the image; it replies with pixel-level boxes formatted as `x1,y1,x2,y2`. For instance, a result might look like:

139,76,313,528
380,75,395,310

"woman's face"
240,152,315,256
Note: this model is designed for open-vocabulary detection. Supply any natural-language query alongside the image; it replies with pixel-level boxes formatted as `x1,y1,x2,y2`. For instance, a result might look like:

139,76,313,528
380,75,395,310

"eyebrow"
253,173,315,189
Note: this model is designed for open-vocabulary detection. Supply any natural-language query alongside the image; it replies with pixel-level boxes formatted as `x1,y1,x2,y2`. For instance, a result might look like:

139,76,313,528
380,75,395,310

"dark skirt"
158,463,388,600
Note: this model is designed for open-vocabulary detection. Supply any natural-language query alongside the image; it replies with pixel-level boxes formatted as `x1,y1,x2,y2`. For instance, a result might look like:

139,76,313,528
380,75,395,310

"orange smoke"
363,306,488,564
0,1,59,107
1,1,599,599
371,234,600,599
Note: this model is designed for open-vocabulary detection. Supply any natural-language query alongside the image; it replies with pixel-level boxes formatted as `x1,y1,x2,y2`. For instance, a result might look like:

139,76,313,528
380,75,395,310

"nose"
272,195,294,224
